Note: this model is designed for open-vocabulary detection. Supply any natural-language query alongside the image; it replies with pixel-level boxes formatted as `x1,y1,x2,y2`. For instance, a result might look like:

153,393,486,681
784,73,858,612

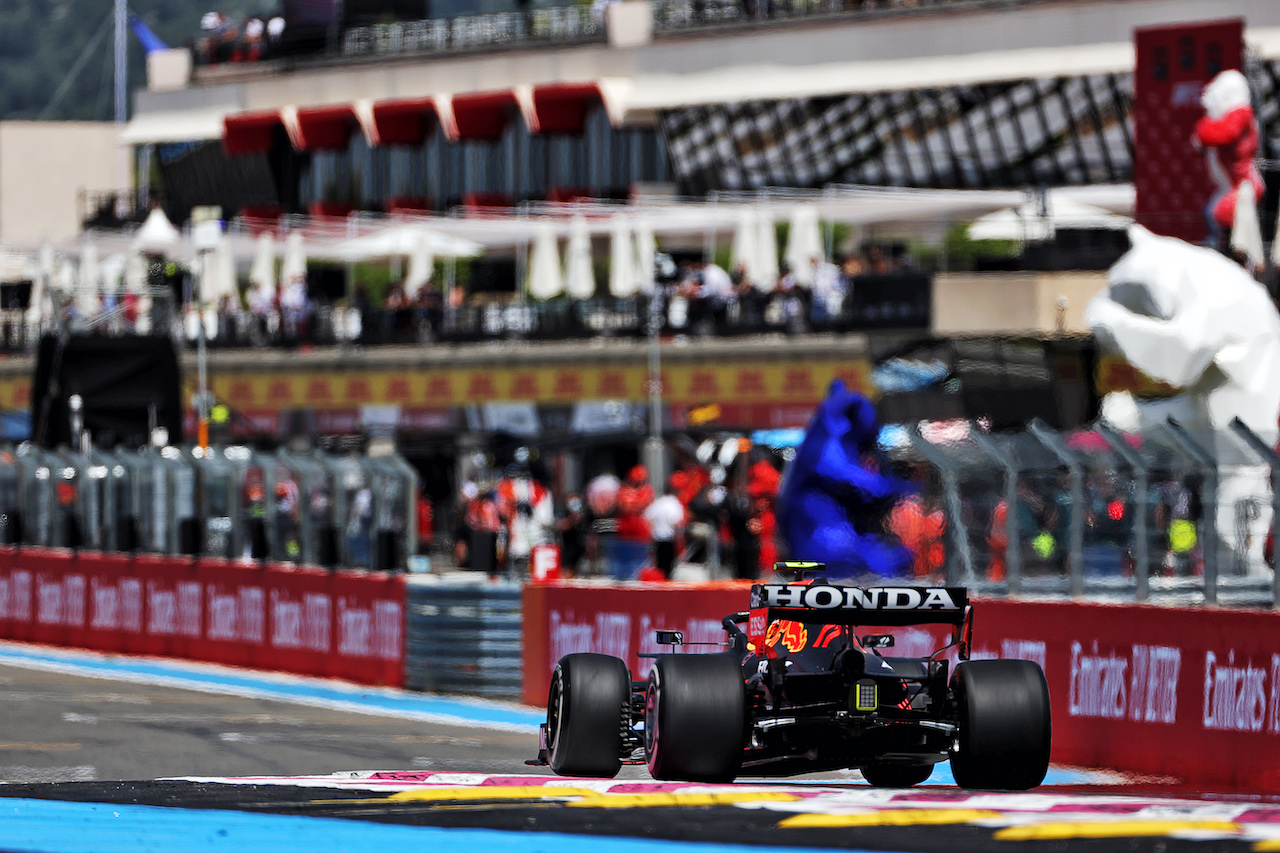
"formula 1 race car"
530,564,1051,789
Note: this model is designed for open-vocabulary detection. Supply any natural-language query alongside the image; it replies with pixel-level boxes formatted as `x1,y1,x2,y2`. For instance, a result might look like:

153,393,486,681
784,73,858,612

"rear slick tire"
950,659,1051,790
545,653,630,778
645,654,745,782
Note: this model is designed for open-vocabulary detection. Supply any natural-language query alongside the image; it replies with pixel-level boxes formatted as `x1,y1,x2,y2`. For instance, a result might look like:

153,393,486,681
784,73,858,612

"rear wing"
747,582,974,658
749,583,968,626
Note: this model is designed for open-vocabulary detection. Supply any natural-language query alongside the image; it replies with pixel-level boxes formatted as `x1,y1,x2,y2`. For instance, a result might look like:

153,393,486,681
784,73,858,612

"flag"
129,14,169,55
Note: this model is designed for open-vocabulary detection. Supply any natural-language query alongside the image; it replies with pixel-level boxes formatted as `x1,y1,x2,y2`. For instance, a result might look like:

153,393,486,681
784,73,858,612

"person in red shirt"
616,465,654,541
1193,69,1263,248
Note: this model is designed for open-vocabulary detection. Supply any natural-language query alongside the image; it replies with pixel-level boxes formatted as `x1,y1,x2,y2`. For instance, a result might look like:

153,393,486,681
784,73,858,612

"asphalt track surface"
0,643,1276,852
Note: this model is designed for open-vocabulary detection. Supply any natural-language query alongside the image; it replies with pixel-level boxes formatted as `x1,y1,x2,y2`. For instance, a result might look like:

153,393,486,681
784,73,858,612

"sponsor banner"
0,548,405,687
523,583,1280,793
207,359,871,411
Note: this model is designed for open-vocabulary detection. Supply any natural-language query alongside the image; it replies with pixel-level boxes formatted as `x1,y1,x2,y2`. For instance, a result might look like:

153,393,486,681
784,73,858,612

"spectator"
468,483,502,579
274,470,300,561
644,484,686,579
687,480,723,576
698,260,734,334
279,273,309,345
557,493,589,577
809,254,845,326
241,16,265,61
496,463,554,577
453,481,478,568
415,281,443,341
247,279,277,346
585,468,621,574
612,465,654,578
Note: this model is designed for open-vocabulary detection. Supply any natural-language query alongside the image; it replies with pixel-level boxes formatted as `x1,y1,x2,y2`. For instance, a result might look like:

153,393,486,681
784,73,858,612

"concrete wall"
0,122,120,244
932,271,1108,336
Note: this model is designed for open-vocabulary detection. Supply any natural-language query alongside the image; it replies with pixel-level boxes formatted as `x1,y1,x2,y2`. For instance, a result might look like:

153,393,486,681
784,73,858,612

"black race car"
530,563,1051,789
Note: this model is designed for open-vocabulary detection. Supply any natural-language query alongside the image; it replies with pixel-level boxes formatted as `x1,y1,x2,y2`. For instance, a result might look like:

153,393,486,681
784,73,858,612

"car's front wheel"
644,654,745,782
546,653,630,778
949,659,1051,790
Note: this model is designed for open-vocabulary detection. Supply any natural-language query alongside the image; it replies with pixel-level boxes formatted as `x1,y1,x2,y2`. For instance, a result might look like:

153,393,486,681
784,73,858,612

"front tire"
546,653,630,778
950,659,1051,790
862,763,934,787
645,654,745,782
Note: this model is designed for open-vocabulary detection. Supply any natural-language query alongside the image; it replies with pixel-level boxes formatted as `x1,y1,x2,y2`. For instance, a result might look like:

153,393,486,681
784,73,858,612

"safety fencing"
404,578,524,698
523,581,1280,794
0,547,405,686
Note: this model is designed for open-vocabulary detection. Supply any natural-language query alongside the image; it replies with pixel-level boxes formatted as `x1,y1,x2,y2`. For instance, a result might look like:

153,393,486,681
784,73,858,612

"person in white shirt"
643,485,686,579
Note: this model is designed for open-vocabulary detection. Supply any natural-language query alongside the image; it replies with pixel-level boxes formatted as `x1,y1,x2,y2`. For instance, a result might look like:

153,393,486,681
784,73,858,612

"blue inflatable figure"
777,379,913,580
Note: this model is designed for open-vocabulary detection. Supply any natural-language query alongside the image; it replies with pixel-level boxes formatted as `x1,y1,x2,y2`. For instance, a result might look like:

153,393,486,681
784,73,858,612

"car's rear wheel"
546,653,630,778
950,659,1051,790
861,763,934,787
645,654,745,782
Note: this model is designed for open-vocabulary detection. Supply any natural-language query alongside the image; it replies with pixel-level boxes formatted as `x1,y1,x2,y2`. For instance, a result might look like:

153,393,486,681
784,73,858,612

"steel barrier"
404,576,524,699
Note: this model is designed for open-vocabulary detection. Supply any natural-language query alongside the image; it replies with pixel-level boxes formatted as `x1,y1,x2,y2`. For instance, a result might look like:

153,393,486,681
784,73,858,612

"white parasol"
563,214,596,300
281,231,307,284
756,208,779,287
403,228,436,299
731,209,760,287
132,207,182,254
527,219,565,300
784,204,824,286
248,232,277,299
609,214,639,298
634,218,656,296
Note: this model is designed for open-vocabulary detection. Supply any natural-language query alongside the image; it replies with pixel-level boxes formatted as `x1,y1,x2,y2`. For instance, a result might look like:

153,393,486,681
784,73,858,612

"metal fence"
404,578,524,698
0,443,419,571
892,417,1280,608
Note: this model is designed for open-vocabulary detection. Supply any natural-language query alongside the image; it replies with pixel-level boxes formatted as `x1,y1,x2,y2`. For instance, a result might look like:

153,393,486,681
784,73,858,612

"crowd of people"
448,449,785,582
195,10,287,65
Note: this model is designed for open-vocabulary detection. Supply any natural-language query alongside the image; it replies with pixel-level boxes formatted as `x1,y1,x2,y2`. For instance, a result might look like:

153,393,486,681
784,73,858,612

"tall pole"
114,0,130,215
644,289,665,492
114,0,127,125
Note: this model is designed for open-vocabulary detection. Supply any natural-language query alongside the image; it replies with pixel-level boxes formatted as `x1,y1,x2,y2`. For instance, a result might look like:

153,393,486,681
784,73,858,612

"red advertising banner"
523,581,1280,793
0,548,405,687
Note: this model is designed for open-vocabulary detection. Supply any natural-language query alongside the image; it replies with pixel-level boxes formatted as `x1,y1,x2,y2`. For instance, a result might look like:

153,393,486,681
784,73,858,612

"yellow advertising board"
205,358,873,410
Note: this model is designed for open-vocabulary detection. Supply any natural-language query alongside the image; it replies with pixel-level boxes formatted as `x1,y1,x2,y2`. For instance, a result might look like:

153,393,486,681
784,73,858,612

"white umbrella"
563,214,595,300
731,209,760,287
248,232,277,299
330,224,483,261
968,197,1130,242
403,228,435,299
634,219,656,296
203,235,238,305
133,207,181,254
77,242,101,318
784,204,824,286
281,231,307,284
756,208,779,287
526,220,564,300
609,214,639,298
